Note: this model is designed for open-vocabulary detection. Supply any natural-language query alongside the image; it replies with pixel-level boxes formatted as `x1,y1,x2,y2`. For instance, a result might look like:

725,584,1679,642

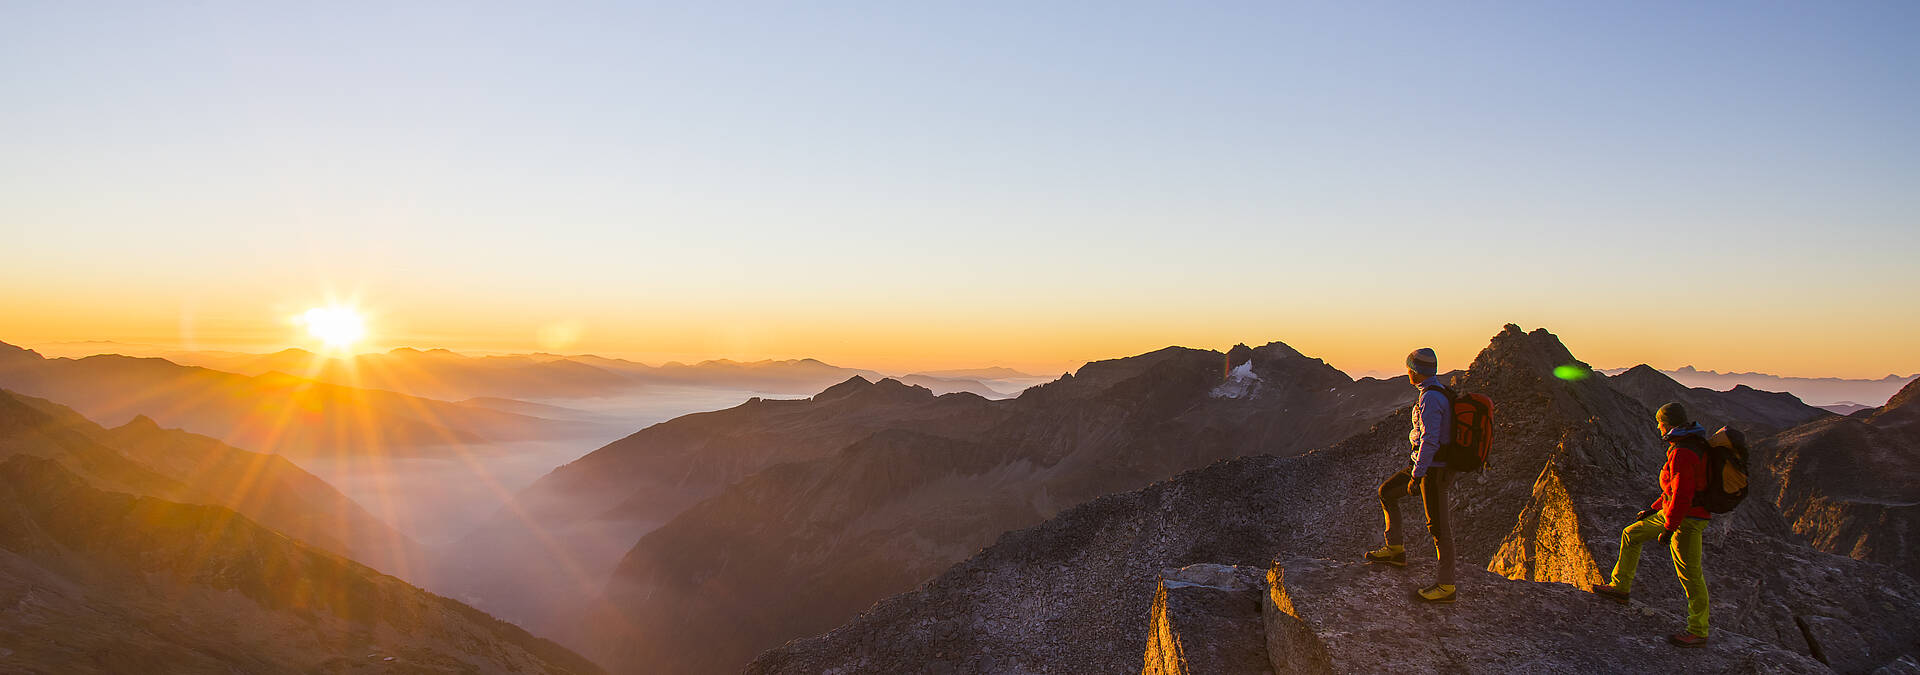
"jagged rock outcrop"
0,455,602,674
749,326,1920,674
1142,564,1270,675
585,342,1409,674
1758,378,1920,580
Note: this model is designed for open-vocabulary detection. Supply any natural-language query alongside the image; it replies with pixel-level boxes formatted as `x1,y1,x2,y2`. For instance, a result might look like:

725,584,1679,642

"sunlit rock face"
1488,464,1610,587
749,325,1920,675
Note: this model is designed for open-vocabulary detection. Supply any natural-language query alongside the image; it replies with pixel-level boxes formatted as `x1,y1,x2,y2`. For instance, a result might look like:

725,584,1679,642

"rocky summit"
1140,558,1827,674
750,326,1920,674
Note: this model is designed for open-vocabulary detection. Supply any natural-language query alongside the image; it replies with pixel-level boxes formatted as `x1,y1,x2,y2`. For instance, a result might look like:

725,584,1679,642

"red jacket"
1651,433,1712,528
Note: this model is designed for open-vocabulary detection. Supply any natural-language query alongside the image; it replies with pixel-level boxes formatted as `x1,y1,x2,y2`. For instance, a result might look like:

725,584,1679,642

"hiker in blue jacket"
1364,347,1458,603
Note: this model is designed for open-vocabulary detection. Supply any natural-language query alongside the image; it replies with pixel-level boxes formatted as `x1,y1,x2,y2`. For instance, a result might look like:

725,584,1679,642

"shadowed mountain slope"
0,455,603,674
1758,378,1920,581
0,390,419,576
433,376,1000,638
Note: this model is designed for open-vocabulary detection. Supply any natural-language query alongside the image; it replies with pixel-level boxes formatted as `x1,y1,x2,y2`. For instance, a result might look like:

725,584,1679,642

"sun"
301,307,366,349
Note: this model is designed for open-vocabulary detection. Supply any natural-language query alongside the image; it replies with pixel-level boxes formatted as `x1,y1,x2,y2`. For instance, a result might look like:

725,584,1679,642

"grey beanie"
1406,348,1438,376
1656,402,1690,427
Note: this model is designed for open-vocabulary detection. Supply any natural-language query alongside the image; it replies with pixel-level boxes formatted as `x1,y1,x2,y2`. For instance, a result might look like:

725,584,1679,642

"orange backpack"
1430,385,1495,472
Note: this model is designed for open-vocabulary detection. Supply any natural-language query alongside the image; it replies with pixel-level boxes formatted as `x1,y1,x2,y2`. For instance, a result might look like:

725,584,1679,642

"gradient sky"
3,2,1917,377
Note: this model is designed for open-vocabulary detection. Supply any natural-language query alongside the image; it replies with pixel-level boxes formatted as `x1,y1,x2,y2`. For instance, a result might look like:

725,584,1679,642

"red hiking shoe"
1667,631,1708,648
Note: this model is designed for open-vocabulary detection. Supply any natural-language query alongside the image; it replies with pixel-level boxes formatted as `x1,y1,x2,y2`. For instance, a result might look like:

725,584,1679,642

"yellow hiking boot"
1363,544,1407,567
1413,583,1456,603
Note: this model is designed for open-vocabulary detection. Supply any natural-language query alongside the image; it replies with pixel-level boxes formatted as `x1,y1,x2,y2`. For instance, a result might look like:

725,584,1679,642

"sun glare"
302,307,366,349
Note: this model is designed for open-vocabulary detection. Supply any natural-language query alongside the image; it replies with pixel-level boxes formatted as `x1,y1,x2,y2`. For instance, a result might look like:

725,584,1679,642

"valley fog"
292,386,801,545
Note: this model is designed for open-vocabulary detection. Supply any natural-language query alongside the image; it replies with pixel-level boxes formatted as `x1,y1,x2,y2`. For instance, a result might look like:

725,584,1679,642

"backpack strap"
1673,435,1713,498
1420,383,1456,406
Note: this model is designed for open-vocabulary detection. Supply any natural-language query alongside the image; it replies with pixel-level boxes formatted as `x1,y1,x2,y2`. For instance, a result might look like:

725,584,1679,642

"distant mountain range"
1600,365,1917,407
51,341,1041,401
1605,364,1832,435
0,341,604,457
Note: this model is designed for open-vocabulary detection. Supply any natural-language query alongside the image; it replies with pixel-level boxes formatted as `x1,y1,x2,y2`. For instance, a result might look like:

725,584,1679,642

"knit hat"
1655,402,1690,428
1406,348,1438,376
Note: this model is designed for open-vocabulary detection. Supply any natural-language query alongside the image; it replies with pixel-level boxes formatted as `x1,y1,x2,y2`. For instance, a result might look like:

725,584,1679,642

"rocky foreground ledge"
1145,560,1836,675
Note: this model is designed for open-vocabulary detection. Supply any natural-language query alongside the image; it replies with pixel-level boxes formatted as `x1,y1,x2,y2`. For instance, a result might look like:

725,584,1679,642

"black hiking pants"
1379,463,1456,585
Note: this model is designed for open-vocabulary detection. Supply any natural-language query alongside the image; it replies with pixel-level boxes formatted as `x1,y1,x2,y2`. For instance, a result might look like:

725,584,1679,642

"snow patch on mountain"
1209,361,1262,399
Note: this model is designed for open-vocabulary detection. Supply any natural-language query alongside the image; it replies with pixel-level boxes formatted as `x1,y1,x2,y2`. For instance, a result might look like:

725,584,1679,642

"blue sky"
2,2,1916,376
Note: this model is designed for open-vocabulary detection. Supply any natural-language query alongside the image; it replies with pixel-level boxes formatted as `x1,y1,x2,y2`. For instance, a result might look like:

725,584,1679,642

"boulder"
1142,564,1270,675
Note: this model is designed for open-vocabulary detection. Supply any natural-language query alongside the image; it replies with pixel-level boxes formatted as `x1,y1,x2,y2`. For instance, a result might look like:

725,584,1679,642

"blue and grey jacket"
1408,376,1451,476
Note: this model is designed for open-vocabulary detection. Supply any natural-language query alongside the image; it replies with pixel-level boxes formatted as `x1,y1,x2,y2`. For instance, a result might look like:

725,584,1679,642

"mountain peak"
1457,325,1588,392
118,415,163,433
0,340,44,361
814,375,874,401
1609,364,1684,393
1879,378,1920,419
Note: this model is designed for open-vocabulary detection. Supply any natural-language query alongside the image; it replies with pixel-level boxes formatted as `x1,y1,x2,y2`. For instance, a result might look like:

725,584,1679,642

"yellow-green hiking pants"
1608,512,1710,637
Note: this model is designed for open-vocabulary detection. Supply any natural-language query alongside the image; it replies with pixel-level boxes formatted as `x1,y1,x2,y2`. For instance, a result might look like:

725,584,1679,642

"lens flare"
1553,364,1592,381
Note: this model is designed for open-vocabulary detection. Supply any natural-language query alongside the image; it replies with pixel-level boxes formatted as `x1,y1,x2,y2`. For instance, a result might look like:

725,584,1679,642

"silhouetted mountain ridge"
1608,363,1832,436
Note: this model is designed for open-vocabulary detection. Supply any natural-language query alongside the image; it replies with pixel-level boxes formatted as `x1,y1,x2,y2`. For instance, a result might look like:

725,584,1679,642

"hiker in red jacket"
1592,402,1712,647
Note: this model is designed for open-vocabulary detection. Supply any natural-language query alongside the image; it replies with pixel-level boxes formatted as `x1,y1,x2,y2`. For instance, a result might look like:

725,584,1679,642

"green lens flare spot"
1553,364,1591,381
